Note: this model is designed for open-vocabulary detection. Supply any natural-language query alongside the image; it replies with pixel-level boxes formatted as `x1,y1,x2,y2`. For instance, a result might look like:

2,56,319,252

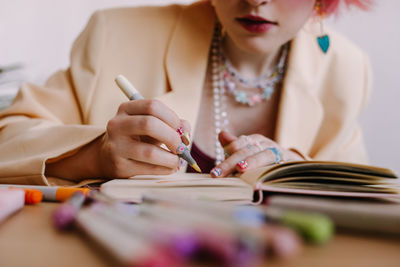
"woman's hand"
210,131,304,177
98,99,191,178
46,99,190,181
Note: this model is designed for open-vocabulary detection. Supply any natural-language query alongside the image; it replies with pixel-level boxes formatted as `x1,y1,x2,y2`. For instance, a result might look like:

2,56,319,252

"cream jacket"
0,1,371,185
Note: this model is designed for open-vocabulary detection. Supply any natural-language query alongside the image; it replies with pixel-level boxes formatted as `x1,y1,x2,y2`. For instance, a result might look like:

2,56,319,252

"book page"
239,161,399,197
100,172,254,203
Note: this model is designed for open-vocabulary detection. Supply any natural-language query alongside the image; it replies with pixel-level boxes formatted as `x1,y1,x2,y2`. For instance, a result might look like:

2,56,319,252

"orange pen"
9,187,43,204
0,185,91,202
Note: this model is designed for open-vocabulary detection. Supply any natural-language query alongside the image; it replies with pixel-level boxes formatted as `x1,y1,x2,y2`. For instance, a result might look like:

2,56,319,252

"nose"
245,0,271,6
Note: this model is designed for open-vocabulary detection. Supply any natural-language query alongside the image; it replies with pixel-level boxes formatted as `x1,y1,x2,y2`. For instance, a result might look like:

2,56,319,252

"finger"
178,119,192,145
118,99,182,132
110,115,182,154
218,131,237,148
211,143,259,177
224,134,273,156
109,137,179,169
235,148,279,173
108,157,177,178
140,136,162,146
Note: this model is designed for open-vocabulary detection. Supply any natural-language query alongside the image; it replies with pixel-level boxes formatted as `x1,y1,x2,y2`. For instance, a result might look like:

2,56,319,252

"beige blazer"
0,1,371,185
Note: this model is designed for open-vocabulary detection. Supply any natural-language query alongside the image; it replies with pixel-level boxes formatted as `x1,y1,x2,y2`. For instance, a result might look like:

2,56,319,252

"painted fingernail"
183,132,191,145
237,160,248,170
176,143,186,154
211,167,222,177
177,126,184,136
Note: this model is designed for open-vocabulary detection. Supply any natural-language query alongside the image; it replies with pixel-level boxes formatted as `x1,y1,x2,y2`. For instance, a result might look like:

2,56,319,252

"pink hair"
321,0,372,16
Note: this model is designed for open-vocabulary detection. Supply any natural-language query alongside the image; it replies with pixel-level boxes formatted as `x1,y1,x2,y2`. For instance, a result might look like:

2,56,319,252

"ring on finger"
267,147,284,164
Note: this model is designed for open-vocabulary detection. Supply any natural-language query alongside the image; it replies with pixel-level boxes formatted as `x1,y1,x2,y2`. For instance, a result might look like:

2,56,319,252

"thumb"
218,130,237,148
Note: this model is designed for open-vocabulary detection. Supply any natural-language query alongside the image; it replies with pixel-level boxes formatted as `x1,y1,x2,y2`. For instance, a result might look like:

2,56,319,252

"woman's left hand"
210,131,304,177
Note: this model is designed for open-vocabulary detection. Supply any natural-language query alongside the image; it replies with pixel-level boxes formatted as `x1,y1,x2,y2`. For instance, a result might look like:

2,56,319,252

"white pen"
115,75,201,173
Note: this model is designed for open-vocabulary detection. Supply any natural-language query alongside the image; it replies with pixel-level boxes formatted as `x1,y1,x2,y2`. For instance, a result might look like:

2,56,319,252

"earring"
315,0,330,54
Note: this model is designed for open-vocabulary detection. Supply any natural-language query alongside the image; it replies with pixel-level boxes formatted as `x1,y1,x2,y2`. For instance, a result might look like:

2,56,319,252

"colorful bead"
219,43,289,106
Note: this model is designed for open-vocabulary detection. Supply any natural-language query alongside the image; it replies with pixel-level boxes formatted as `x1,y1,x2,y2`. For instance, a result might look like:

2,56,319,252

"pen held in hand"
115,75,201,173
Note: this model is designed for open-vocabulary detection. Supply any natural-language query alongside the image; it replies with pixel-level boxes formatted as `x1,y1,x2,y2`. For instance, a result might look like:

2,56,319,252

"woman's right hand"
98,99,190,178
46,99,190,181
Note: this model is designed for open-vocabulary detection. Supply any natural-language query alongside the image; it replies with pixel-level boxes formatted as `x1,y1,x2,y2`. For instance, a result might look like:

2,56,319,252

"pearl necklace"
210,23,289,165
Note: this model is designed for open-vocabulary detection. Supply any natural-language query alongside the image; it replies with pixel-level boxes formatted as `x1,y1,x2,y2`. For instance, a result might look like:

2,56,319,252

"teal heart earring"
315,0,330,54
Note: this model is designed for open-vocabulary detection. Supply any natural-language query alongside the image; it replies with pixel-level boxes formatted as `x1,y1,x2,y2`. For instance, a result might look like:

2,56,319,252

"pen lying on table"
115,74,201,173
0,184,91,202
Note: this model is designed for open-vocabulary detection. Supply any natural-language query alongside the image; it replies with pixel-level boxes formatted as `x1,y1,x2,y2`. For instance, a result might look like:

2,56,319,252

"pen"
0,185,91,202
9,187,43,205
0,189,25,223
76,205,177,267
143,192,333,244
53,191,86,230
115,74,201,173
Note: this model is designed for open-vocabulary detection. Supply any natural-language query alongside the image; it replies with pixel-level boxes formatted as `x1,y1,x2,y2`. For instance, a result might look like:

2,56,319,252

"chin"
236,38,281,55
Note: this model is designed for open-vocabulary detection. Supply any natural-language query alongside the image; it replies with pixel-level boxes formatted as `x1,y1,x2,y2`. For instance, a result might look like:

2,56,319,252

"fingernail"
211,167,222,177
237,160,248,170
176,143,186,154
183,132,191,145
177,126,184,136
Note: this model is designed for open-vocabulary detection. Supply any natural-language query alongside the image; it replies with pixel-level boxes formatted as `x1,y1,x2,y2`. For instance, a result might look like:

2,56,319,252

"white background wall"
1,0,399,174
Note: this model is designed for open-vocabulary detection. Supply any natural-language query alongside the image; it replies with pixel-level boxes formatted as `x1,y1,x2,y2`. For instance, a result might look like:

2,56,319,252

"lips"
236,15,277,33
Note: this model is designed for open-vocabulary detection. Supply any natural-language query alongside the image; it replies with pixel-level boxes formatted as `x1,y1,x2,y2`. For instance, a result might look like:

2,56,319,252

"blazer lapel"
275,22,324,154
157,2,215,130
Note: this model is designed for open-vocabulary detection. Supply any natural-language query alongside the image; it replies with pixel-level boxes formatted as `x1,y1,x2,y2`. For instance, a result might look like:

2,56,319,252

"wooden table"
0,203,399,267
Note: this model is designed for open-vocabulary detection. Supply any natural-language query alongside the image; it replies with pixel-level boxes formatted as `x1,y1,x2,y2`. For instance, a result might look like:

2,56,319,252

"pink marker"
0,189,25,223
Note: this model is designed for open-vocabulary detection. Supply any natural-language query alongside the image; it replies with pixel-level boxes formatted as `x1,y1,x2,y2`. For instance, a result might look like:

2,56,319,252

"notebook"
100,161,400,204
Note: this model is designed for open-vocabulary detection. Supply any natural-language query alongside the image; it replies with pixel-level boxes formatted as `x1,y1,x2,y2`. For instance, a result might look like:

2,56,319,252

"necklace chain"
210,22,289,165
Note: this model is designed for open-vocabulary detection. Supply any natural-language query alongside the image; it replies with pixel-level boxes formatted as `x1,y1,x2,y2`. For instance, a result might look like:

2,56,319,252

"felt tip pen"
53,191,86,230
9,187,43,205
0,185,91,202
115,74,201,173
76,206,178,267
142,193,332,244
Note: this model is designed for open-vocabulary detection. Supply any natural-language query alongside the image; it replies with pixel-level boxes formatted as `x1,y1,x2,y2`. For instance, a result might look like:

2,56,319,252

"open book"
100,161,400,204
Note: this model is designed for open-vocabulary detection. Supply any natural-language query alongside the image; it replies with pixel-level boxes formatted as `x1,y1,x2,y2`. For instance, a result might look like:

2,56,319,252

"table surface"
0,203,399,267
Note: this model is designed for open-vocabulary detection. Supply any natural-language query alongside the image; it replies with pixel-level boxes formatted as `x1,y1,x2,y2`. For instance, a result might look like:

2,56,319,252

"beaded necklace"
221,44,288,106
210,23,289,165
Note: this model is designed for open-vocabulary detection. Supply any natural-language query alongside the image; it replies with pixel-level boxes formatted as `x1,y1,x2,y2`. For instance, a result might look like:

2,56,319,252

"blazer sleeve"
0,11,107,185
311,52,372,164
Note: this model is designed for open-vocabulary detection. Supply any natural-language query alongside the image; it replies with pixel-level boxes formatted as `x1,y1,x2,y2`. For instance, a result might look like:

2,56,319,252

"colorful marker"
143,192,333,244
53,191,86,230
0,185,91,202
76,205,178,267
115,74,201,173
9,187,43,205
0,189,25,223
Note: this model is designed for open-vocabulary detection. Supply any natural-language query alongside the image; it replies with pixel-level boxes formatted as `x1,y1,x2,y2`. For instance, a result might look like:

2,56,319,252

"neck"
222,36,282,79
